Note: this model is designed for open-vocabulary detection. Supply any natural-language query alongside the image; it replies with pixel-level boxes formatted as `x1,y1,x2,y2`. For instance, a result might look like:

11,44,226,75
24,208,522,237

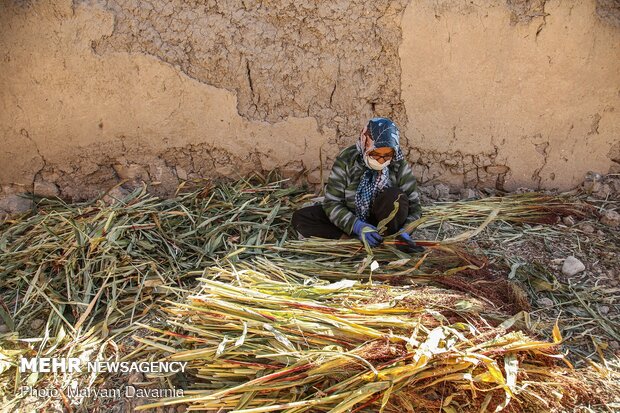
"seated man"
292,117,422,251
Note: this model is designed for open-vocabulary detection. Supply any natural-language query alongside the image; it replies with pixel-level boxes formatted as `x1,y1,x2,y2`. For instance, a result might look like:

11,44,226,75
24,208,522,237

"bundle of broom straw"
132,266,589,413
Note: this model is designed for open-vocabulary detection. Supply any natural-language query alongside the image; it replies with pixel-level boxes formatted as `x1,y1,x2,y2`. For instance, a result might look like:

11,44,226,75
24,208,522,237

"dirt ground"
417,175,620,369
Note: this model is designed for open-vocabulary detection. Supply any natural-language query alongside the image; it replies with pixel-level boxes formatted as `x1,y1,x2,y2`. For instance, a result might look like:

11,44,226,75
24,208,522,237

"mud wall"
1,0,619,212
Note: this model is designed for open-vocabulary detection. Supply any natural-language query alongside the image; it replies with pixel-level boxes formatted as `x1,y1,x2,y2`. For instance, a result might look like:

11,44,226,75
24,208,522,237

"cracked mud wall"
0,0,337,205
1,0,619,212
400,0,620,190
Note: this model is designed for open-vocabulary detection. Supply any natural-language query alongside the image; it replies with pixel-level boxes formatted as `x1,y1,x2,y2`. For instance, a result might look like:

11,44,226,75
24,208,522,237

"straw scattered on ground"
0,174,618,412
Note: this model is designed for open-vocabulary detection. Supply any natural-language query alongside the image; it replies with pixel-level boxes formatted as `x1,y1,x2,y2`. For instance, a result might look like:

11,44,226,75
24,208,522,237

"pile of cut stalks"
0,173,617,412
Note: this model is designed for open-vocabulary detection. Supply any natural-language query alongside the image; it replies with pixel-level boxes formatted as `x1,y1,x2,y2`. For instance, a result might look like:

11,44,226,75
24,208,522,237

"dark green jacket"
322,145,422,234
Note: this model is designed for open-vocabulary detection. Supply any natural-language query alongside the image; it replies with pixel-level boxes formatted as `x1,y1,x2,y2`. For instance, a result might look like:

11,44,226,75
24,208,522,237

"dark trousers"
291,187,408,239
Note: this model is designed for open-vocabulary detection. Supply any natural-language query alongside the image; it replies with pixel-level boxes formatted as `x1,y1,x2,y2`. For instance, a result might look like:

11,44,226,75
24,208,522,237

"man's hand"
397,229,425,253
352,220,383,247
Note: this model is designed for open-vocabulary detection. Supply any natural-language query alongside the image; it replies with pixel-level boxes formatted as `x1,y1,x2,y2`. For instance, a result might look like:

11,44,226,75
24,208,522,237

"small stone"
30,319,44,331
0,324,8,334
33,181,60,198
102,187,130,205
579,223,595,234
562,216,575,226
459,188,478,199
599,305,610,315
0,194,33,214
537,297,554,307
175,166,188,181
584,171,603,183
610,341,620,351
593,184,612,199
562,256,586,277
600,210,620,228
485,165,509,174
433,183,451,200
583,181,601,194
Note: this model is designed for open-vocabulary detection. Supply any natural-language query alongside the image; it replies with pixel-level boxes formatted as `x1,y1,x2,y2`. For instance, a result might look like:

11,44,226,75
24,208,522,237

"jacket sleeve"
395,160,422,225
322,153,358,235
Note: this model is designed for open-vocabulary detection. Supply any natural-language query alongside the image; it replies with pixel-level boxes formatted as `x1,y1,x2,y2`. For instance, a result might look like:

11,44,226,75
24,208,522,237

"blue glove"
399,230,413,243
352,220,383,247
397,228,425,253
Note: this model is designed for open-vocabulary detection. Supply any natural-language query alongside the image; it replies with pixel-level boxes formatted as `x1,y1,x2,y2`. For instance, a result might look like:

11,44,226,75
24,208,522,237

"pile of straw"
0,176,301,339
133,266,583,413
0,175,614,412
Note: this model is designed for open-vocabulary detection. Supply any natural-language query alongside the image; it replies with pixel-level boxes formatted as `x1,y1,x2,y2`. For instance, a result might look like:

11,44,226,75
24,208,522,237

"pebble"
600,210,620,228
433,183,451,200
459,188,478,200
562,256,586,277
593,184,613,198
0,194,33,215
599,305,610,315
0,324,8,333
102,186,130,205
175,166,188,181
537,297,554,307
30,319,44,331
579,223,595,234
33,181,60,198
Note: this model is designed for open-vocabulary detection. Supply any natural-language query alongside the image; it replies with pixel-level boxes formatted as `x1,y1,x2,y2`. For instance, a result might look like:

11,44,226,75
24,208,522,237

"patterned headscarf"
354,117,404,222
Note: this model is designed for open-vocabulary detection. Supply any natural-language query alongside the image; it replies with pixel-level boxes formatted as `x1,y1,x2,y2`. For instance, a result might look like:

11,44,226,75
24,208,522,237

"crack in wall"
588,113,601,135
409,145,510,189
86,0,411,141
19,128,46,199
531,139,550,189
